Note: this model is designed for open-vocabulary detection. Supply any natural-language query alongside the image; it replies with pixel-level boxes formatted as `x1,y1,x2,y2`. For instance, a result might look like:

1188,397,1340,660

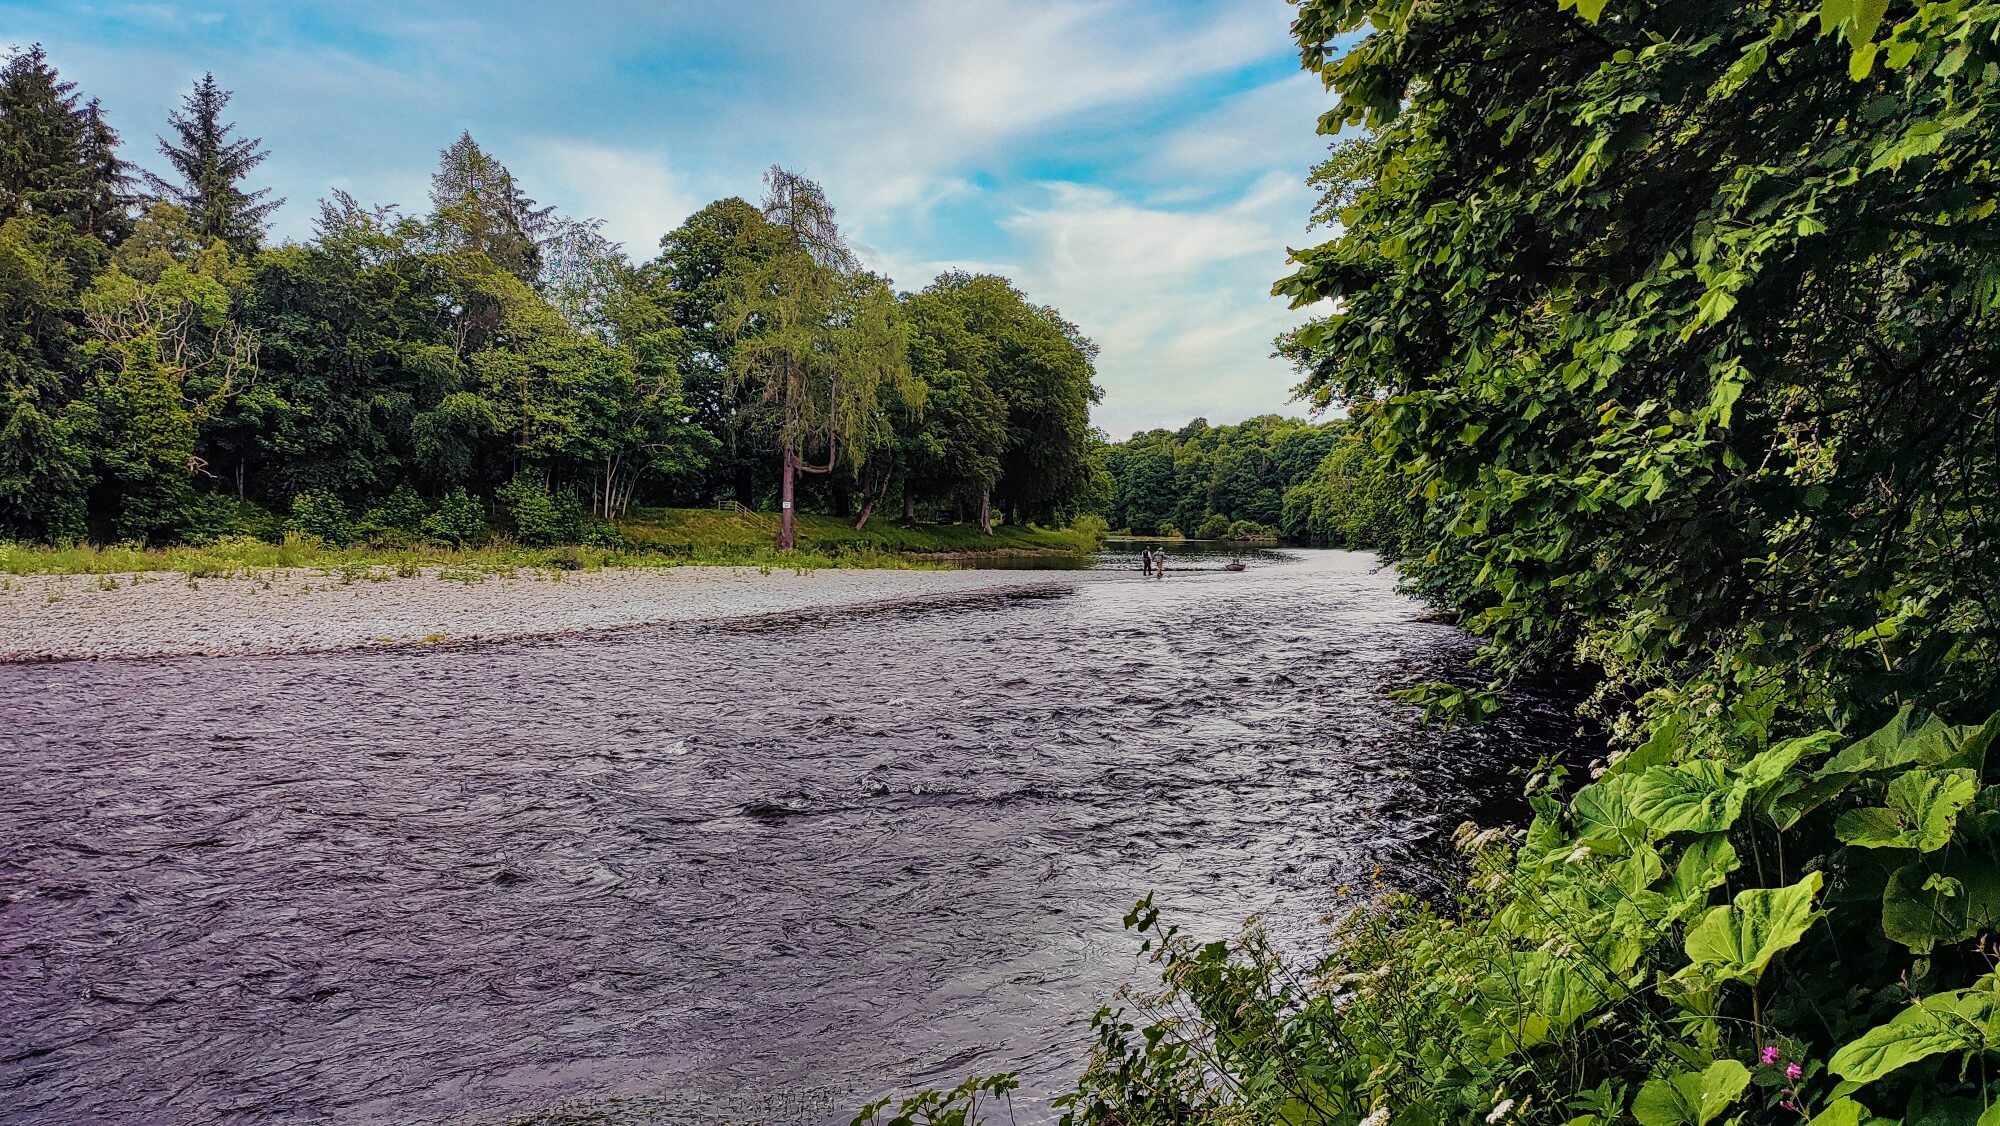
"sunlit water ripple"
0,548,1580,1124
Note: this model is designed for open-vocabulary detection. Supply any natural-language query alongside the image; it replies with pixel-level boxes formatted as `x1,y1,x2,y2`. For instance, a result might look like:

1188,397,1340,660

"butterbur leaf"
1836,769,1978,852
1835,806,1908,848
1828,976,2000,1085
1880,863,1954,951
1632,762,1744,834
1738,733,1831,795
1683,872,1823,984
1575,0,1608,21
1888,769,1977,851
1573,772,1644,850
1805,1099,1866,1126
1631,1060,1751,1126
1661,834,1739,919
1769,774,1856,830
1816,706,1920,778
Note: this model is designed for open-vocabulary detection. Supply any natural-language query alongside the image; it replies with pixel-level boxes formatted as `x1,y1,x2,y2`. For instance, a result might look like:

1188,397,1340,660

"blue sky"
2,0,1337,437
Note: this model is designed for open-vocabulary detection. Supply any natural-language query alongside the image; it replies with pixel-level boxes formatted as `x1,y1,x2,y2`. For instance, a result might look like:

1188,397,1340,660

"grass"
0,507,1102,578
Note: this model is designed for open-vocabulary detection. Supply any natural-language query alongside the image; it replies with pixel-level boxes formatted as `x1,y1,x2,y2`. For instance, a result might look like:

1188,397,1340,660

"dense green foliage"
1100,415,1339,539
956,1,2000,1124
0,49,1103,553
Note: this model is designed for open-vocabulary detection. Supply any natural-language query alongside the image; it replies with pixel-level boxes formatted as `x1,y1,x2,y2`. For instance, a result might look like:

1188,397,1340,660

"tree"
719,166,913,549
428,132,552,286
643,197,789,505
0,46,129,240
914,272,1101,531
143,73,278,253
1277,0,2000,718
894,277,1010,526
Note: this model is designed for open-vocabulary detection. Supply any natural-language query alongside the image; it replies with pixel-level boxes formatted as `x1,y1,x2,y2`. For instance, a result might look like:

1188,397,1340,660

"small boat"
1222,559,1247,572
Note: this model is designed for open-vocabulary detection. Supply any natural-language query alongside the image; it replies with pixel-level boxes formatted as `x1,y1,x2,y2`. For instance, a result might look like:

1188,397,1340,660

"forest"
0,47,1103,554
1029,0,2000,1124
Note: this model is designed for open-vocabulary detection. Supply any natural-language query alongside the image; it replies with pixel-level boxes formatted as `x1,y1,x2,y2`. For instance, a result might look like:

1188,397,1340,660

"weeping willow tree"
719,166,914,549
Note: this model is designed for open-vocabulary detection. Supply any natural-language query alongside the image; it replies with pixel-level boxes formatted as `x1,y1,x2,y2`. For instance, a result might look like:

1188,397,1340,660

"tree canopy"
0,49,1106,550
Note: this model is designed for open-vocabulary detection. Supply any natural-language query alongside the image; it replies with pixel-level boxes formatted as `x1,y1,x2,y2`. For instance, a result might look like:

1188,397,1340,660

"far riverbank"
0,564,1104,662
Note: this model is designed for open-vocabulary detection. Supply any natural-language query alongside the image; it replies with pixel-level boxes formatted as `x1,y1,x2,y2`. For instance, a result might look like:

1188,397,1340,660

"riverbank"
0,564,1094,662
0,508,1102,579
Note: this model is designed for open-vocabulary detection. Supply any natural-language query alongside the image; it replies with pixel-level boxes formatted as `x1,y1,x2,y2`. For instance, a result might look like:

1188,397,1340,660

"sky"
1,0,1339,438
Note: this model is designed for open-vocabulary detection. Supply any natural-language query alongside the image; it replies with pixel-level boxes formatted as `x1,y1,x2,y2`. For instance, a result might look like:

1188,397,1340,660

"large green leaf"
1631,762,1744,834
1631,1060,1751,1126
1828,977,2000,1085
1659,834,1739,920
1880,849,2000,952
1817,708,1990,780
1805,1099,1863,1126
1835,769,1979,852
1683,872,1823,985
1572,771,1645,852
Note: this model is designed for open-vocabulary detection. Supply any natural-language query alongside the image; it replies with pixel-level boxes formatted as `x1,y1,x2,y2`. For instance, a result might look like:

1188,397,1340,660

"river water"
0,548,1578,1124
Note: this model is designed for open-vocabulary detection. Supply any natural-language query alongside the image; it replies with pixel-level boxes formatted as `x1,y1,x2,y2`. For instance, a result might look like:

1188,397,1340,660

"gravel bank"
0,565,1093,662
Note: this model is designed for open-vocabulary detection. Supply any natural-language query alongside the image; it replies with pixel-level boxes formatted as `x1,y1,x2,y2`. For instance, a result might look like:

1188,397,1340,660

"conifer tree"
427,131,552,284
0,44,130,237
144,72,279,252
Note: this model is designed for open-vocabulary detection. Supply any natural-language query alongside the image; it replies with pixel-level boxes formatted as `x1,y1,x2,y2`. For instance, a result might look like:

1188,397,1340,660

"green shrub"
287,490,353,545
1192,513,1231,539
421,487,486,546
1224,518,1274,540
357,487,429,544
496,477,577,546
1058,707,2000,1126
1070,513,1110,546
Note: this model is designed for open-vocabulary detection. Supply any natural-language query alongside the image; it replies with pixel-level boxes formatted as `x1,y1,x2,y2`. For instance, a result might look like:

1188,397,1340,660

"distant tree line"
0,47,1102,549
1097,413,1409,546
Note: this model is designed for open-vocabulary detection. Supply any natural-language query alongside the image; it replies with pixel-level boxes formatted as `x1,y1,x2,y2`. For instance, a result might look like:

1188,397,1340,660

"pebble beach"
0,565,1091,662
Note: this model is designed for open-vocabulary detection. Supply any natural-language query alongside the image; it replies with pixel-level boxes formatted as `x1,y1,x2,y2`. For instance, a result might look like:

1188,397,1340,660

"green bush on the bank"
1059,705,2000,1125
287,490,353,546
422,488,488,546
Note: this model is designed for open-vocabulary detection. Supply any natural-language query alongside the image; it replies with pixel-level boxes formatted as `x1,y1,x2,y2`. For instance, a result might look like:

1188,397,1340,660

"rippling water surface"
1,549,1575,1124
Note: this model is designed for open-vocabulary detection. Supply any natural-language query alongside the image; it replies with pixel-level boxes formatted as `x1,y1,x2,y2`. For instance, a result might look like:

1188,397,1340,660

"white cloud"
1000,171,1321,436
519,140,704,257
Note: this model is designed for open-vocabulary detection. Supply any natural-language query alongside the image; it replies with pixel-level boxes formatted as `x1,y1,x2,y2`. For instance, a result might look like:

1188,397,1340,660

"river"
0,547,1579,1124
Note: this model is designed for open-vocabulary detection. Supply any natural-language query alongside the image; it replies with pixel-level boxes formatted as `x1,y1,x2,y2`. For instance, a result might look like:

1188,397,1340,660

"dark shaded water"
0,550,1577,1124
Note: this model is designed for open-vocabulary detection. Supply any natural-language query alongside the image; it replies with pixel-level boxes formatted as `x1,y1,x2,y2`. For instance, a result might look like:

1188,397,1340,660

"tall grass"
0,510,1100,578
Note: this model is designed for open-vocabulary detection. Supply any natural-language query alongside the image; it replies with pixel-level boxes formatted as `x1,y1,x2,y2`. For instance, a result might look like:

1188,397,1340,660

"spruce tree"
0,44,130,237
144,72,279,252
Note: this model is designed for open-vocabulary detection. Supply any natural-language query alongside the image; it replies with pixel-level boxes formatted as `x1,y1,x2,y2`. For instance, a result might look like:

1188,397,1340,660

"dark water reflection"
0,550,1578,1125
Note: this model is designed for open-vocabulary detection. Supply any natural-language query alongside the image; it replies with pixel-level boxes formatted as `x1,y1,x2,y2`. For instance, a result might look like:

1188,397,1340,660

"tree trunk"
979,489,993,536
852,496,874,530
235,458,246,503
778,447,796,550
902,492,915,523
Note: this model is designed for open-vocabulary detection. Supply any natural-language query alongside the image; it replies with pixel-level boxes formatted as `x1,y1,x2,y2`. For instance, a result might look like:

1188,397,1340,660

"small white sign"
781,500,793,509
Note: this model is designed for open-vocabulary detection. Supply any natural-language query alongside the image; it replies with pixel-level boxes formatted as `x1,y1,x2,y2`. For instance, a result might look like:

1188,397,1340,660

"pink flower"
1785,1062,1803,1082
1760,1046,1782,1065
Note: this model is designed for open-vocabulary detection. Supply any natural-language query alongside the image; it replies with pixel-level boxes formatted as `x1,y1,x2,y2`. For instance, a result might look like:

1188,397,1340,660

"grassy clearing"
0,508,1101,578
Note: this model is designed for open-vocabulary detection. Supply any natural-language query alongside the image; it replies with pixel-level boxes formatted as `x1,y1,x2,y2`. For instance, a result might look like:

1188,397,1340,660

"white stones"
0,565,1087,662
